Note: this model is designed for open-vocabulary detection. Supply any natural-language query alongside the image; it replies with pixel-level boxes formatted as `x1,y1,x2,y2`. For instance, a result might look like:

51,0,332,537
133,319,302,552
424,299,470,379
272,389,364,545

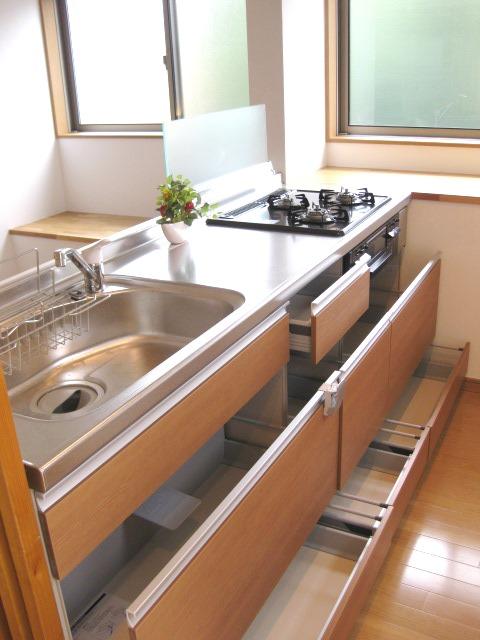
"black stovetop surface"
206,189,391,236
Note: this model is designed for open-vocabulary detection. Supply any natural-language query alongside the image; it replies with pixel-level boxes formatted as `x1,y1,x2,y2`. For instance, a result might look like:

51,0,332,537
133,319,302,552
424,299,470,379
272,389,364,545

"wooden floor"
350,389,480,640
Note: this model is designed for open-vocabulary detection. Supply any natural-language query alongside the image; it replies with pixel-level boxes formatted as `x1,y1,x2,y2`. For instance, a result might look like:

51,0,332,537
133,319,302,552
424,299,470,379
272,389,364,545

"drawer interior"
387,345,464,427
373,420,423,452
61,432,266,638
243,523,370,640
333,446,408,511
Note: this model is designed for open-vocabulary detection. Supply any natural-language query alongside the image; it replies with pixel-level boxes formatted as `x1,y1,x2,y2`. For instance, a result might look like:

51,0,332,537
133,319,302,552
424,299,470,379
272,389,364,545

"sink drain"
34,381,104,416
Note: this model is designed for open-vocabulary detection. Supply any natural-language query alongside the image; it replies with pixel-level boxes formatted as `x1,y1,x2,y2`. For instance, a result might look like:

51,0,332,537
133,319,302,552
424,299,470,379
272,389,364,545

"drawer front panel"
130,409,339,640
42,316,290,579
311,266,370,364
386,429,429,531
339,326,391,488
321,508,396,640
427,343,469,454
388,261,440,410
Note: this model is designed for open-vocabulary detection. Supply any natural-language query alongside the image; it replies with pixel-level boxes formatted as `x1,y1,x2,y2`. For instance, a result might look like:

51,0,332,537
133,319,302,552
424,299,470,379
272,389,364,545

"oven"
345,209,405,283
344,208,408,342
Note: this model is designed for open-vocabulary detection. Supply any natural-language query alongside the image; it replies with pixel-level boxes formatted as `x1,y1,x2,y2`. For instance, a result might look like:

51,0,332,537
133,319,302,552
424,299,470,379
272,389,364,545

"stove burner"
208,185,390,237
302,203,351,226
304,208,336,225
319,187,375,207
268,190,309,213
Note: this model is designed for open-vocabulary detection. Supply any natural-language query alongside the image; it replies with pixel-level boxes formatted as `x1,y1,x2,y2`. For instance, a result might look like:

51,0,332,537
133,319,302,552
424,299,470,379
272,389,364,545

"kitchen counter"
291,167,480,204
5,191,410,493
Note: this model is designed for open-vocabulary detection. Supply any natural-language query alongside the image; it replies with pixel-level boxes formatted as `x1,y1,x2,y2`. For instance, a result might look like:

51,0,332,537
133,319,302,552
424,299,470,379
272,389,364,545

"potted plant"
156,175,216,244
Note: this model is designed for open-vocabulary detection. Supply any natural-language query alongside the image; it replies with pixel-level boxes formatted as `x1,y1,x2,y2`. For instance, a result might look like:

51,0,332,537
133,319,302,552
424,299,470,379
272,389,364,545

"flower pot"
161,222,190,245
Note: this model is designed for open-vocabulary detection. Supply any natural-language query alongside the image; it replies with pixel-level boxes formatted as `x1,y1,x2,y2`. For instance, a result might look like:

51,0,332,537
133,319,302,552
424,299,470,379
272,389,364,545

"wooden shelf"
9,212,149,244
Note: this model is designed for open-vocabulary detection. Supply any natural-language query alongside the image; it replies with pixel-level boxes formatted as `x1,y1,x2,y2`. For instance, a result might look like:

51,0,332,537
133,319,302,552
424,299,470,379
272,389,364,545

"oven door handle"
369,247,393,275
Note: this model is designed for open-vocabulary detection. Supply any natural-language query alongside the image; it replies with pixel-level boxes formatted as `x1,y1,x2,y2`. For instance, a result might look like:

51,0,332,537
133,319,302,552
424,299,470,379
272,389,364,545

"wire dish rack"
0,249,109,376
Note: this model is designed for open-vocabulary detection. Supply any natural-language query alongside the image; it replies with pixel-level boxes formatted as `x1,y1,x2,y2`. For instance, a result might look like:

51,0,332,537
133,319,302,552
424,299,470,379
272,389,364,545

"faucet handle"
53,248,71,267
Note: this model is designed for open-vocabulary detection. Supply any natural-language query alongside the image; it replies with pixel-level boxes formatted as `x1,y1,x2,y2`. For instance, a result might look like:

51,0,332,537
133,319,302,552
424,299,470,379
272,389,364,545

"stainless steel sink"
8,277,245,490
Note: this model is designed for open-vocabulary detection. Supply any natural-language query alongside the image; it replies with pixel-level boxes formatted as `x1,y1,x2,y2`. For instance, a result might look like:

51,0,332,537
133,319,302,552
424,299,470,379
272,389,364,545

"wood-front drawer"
244,508,395,640
59,386,339,639
40,315,290,579
329,430,429,535
127,403,339,639
289,257,370,364
385,342,469,457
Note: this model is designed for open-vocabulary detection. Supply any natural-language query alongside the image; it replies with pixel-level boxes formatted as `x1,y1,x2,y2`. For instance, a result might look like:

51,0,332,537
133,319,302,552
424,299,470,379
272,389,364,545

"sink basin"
7,277,245,490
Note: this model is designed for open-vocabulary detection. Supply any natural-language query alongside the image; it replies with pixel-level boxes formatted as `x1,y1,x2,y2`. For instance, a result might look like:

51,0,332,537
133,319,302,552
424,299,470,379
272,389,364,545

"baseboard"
462,377,480,393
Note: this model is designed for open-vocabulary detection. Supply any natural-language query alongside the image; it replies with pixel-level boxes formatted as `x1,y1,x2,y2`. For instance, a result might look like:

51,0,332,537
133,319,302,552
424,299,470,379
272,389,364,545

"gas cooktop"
206,187,391,236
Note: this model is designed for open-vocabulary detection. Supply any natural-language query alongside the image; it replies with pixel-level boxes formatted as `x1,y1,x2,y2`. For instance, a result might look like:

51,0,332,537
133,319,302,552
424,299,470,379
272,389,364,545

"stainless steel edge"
384,418,425,430
126,384,328,626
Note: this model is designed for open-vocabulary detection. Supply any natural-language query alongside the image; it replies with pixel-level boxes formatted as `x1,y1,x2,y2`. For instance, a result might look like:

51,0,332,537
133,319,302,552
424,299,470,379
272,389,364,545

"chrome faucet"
53,248,104,294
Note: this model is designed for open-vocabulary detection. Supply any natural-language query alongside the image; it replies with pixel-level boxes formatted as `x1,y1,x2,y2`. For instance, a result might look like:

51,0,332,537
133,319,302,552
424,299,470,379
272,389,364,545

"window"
337,0,480,138
45,0,249,133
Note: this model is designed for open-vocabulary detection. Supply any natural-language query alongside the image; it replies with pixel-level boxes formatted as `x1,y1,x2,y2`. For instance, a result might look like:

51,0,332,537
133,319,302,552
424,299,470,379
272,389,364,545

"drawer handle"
320,370,345,416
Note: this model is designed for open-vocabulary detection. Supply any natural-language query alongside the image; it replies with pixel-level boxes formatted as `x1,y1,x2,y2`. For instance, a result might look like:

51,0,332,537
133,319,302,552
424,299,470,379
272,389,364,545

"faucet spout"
53,248,104,294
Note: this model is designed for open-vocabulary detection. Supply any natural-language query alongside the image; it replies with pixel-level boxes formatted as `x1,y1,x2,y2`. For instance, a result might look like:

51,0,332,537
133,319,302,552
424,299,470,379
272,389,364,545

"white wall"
328,141,480,176
282,0,327,181
59,138,164,217
0,0,66,278
246,0,327,181
401,199,480,379
246,0,286,177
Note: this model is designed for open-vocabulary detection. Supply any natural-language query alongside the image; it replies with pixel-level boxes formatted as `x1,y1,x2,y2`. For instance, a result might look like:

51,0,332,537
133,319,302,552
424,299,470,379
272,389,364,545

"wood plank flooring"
350,390,480,640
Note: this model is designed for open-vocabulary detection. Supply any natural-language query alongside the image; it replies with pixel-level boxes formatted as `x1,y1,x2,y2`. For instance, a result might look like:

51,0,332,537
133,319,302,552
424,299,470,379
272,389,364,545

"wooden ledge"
293,168,480,206
9,212,149,244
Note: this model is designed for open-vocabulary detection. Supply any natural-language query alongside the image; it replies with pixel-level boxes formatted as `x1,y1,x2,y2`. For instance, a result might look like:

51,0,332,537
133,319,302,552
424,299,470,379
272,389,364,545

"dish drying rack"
0,249,109,376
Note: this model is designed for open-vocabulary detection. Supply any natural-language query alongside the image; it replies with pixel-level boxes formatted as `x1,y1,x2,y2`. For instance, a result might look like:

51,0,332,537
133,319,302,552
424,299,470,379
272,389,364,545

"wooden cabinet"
34,254,468,640
242,258,469,640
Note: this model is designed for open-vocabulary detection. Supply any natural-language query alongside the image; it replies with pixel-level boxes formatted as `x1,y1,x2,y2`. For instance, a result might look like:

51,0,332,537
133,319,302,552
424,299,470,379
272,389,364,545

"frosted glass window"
175,0,249,117
65,0,170,125
346,0,480,133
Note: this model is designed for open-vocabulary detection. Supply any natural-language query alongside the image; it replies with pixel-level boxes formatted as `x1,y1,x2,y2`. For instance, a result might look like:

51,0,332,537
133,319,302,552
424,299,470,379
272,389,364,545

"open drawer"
244,507,396,640
39,313,290,579
384,343,469,456
289,255,370,364
328,426,429,535
59,382,339,640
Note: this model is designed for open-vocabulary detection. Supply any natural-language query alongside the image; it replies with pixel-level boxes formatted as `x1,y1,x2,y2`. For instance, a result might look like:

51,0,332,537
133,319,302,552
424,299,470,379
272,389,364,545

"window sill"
57,131,164,139
328,134,480,148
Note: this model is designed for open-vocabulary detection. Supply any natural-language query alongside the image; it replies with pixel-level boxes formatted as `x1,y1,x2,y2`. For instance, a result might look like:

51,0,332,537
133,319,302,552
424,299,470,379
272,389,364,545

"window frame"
327,0,480,144
40,0,184,135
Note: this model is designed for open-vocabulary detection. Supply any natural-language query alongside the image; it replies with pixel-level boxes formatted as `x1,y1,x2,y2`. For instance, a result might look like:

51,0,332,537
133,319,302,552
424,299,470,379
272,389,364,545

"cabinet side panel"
132,410,339,640
0,598,12,640
0,374,63,640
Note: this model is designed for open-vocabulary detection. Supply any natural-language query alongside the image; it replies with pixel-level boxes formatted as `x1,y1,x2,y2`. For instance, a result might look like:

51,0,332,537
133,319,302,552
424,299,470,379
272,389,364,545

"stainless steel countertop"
110,192,410,308
8,191,410,494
